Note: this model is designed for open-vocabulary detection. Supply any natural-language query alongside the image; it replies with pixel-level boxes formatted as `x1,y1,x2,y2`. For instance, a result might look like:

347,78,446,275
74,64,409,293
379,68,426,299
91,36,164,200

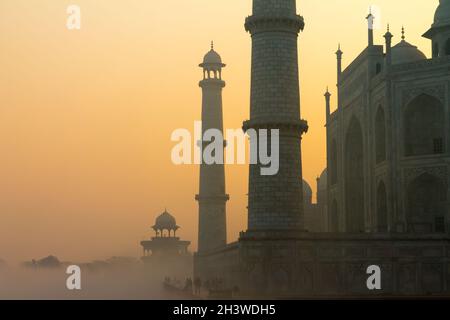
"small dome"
200,42,225,68
318,169,327,191
203,49,223,65
153,210,179,231
303,179,312,204
434,0,450,27
391,40,427,65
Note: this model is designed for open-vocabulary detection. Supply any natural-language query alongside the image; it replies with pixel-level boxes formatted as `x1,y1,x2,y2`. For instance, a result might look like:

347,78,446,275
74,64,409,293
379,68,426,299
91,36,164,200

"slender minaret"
196,42,229,253
336,44,343,80
384,24,393,67
367,9,374,47
243,0,308,231
324,87,331,125
336,44,343,108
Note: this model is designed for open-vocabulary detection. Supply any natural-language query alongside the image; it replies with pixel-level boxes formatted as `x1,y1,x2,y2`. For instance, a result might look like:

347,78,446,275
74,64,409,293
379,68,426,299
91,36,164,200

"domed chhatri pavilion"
199,41,226,81
153,210,179,237
140,210,190,260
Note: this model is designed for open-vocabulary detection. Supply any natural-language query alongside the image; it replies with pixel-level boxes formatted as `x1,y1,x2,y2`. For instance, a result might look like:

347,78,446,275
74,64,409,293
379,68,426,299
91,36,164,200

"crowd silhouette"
163,276,238,298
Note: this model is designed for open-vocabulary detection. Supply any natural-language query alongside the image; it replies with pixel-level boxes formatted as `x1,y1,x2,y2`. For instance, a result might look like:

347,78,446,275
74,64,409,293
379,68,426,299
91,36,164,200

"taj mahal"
184,0,450,297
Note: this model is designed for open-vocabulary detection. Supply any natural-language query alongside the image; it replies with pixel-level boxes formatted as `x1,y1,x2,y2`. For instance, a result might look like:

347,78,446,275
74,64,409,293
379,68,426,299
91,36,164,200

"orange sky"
0,0,438,263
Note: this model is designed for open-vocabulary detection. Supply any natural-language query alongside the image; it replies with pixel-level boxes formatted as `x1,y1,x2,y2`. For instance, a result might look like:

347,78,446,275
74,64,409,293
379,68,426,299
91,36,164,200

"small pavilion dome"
199,42,226,68
203,49,222,64
391,28,427,65
152,210,179,231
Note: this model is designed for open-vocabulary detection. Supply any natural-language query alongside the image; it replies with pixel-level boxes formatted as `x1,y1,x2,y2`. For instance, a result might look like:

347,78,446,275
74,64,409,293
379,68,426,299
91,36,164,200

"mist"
0,258,193,300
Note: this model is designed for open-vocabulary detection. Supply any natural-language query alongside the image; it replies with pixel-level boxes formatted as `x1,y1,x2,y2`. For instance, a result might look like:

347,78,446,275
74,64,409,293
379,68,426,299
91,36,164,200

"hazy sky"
0,0,438,263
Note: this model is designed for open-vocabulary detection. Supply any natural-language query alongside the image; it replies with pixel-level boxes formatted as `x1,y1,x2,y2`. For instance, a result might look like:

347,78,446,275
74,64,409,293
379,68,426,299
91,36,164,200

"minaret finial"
387,23,390,32
401,26,405,40
366,8,374,46
366,6,374,21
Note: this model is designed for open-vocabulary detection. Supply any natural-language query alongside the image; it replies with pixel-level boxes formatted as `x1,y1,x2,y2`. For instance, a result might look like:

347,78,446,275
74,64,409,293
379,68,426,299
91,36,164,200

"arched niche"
375,106,386,164
330,140,338,185
344,116,365,233
404,94,444,157
376,181,388,232
407,173,447,233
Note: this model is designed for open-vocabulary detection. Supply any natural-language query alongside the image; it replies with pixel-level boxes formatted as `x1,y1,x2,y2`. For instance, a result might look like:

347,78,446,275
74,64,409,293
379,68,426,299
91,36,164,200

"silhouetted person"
194,277,202,295
184,277,193,294
204,279,210,294
233,285,240,297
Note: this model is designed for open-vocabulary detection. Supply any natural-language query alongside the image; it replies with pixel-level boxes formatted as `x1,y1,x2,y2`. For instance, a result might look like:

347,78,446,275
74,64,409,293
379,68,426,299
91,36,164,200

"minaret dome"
199,42,226,80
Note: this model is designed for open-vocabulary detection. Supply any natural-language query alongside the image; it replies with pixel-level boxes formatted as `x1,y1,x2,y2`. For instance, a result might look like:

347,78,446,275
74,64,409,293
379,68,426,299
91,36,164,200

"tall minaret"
196,42,229,253
243,0,308,231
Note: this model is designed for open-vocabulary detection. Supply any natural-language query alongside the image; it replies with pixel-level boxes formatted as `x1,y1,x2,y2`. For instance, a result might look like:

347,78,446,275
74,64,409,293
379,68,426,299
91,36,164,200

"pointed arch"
404,94,445,156
376,181,388,232
345,116,365,233
407,173,447,233
375,106,386,164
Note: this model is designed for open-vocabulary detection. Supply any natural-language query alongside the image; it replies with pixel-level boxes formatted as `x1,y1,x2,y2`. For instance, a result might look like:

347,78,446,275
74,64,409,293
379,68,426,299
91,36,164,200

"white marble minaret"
196,43,229,253
243,0,308,231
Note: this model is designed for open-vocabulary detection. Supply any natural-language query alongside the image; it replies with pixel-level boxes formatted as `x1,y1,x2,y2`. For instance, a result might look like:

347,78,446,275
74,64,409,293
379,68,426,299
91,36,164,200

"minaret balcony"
245,15,304,35
199,78,226,88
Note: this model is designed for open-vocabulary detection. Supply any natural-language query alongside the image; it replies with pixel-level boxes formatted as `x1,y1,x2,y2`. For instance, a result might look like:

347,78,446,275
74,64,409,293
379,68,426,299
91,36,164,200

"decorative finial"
384,23,393,40
401,26,405,40
366,6,374,20
336,43,343,59
211,41,214,50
